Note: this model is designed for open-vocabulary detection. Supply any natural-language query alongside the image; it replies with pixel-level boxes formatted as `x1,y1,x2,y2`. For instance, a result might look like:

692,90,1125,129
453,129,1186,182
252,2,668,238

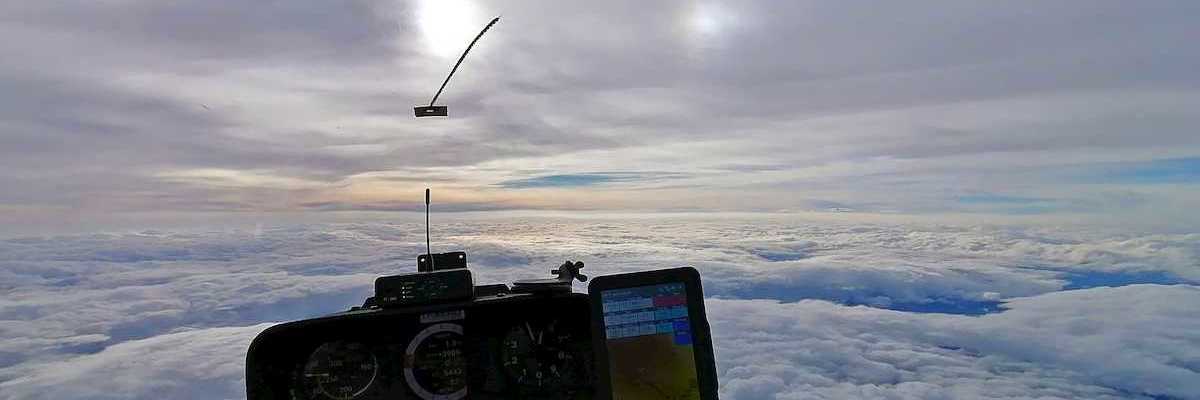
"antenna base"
418,252,467,272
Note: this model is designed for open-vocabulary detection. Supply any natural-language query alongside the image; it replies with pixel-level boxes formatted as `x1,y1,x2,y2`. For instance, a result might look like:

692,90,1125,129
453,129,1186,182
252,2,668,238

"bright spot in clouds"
688,3,737,37
415,0,484,57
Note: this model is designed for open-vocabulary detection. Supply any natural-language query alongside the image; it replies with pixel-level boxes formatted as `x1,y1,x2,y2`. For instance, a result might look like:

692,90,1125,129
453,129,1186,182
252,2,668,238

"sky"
1,0,1198,232
1,2,1199,400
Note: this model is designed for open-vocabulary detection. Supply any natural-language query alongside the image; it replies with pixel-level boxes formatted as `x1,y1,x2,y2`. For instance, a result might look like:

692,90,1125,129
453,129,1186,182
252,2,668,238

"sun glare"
688,3,735,37
416,0,483,57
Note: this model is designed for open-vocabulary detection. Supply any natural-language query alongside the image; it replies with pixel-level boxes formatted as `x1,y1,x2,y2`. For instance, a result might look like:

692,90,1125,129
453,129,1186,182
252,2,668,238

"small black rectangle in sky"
414,106,448,117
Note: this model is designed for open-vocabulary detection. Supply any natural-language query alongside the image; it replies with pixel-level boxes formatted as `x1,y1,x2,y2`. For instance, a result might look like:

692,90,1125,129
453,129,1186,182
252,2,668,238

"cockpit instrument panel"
247,292,594,400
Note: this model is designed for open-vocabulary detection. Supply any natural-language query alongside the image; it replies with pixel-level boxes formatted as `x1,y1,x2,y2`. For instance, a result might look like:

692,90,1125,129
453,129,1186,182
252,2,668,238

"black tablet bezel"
588,267,719,400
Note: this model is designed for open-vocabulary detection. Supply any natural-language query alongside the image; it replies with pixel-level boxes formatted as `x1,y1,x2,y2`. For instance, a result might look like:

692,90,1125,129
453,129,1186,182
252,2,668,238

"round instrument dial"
404,323,468,400
500,320,582,390
300,341,378,400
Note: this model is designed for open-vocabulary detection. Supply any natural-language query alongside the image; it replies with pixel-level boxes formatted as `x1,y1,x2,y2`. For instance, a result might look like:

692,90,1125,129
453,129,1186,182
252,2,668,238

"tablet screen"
599,282,701,400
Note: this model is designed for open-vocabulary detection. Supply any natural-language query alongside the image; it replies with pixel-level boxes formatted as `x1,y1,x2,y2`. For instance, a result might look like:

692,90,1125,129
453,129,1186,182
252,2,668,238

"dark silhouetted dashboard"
247,292,594,400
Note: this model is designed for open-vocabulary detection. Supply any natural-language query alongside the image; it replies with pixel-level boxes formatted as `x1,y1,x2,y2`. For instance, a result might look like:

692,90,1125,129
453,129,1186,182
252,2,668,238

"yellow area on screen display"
607,334,700,400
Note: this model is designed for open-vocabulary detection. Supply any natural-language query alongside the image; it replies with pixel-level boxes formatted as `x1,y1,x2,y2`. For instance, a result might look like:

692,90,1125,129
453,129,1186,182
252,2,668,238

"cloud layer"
1,216,1196,399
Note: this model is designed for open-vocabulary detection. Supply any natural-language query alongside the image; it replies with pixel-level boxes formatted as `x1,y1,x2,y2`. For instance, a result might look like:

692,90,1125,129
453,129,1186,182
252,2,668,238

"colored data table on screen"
600,283,693,345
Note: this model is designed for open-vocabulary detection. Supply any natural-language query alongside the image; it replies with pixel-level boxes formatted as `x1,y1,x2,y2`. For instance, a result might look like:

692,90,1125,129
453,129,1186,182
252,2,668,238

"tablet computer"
589,267,719,400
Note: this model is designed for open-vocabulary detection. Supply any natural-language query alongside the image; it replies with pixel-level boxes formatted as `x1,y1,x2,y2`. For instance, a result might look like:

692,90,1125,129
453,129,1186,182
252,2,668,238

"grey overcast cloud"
2,0,1199,228
0,1,1198,399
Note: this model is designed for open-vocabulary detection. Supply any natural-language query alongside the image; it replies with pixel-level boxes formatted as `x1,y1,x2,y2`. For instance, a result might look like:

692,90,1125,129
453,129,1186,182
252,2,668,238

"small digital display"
600,282,701,400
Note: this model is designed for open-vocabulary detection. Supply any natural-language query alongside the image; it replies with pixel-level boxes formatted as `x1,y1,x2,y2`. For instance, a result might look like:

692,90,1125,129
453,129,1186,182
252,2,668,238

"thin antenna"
429,16,500,106
425,188,435,271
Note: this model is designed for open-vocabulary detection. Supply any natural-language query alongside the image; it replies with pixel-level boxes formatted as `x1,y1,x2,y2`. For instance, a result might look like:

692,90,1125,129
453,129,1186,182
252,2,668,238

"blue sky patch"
498,172,682,189
955,193,1068,215
956,194,1047,204
1073,157,1200,184
498,174,623,188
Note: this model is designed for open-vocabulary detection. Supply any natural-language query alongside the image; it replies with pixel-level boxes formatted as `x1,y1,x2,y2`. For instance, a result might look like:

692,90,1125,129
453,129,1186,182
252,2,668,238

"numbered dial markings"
500,320,582,389
405,323,468,400
301,341,378,400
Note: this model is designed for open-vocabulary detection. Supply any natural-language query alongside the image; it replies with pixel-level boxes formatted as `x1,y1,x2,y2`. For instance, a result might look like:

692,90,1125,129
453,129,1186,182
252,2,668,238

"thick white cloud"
0,324,271,400
712,285,1200,399
0,217,1196,399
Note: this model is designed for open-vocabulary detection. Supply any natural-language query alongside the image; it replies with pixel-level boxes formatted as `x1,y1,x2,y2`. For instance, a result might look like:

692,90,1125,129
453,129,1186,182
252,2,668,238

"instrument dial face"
300,341,378,400
404,323,468,400
500,320,582,390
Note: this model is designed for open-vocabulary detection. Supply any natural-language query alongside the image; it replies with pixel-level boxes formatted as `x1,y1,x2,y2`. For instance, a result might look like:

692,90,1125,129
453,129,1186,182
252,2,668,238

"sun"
688,3,737,38
416,0,484,58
